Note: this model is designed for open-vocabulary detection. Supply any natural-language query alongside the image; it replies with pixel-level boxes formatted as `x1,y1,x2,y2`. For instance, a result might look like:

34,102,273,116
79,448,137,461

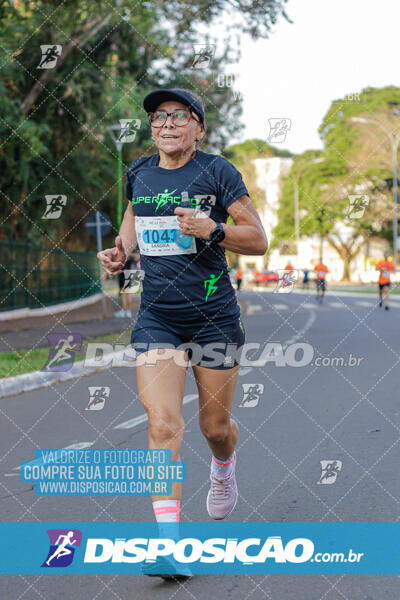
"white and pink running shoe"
206,451,238,520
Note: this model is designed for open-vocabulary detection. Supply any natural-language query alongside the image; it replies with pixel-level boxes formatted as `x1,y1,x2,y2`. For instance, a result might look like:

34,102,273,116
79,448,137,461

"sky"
227,0,399,154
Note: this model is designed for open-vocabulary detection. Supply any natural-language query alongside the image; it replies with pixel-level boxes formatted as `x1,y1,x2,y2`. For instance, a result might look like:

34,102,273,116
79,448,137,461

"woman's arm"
97,203,137,275
119,202,137,256
218,195,268,255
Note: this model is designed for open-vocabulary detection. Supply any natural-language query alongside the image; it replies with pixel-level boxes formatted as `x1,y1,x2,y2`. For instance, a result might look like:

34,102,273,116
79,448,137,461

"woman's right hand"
97,235,127,277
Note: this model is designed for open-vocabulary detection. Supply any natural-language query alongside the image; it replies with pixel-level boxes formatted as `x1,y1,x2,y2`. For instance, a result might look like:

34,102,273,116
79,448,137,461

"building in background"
239,158,391,283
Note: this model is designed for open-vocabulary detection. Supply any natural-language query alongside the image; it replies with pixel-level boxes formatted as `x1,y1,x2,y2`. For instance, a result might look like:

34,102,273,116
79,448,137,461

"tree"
223,138,293,266
274,86,400,278
1,0,290,247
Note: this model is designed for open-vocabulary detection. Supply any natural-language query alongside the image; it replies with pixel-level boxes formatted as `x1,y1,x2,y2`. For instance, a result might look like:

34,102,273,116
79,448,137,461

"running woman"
314,262,328,303
376,252,394,310
98,88,268,579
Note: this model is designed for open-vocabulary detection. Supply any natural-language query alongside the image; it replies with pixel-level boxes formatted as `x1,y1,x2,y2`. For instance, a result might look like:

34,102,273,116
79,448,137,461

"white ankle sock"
211,453,234,478
152,499,180,540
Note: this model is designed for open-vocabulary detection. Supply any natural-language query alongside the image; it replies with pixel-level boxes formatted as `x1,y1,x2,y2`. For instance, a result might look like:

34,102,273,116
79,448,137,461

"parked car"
252,270,279,286
253,270,266,285
265,271,279,282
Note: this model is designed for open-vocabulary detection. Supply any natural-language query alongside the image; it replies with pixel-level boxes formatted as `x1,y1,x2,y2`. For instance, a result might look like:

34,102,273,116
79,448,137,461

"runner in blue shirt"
98,88,268,580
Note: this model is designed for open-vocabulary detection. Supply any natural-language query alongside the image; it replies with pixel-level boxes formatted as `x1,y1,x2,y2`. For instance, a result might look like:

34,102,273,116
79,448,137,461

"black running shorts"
130,306,246,370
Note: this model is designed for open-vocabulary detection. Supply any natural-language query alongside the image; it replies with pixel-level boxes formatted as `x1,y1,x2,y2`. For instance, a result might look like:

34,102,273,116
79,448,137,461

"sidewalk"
0,293,141,352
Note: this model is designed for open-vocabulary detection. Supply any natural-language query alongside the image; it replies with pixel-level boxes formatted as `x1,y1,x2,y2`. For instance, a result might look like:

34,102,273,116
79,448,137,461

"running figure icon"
38,45,61,68
44,335,79,371
204,271,223,301
45,531,77,566
42,195,66,219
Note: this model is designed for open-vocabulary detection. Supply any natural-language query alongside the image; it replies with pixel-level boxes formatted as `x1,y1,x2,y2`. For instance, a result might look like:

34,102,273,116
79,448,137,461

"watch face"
212,224,225,243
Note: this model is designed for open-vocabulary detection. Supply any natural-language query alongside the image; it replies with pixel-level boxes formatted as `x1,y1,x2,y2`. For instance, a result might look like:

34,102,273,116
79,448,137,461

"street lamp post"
292,157,324,250
350,116,400,268
293,178,300,246
107,124,124,229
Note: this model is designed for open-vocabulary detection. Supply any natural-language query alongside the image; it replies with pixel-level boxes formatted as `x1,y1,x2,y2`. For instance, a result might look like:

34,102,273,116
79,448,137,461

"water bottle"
174,191,195,249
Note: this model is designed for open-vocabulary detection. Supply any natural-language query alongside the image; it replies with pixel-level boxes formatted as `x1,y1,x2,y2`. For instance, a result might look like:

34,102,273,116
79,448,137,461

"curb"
291,289,400,299
245,287,400,300
0,293,103,322
0,349,129,399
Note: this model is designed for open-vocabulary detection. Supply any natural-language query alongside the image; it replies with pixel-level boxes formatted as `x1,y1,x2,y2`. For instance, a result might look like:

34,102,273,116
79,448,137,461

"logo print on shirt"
204,271,223,301
155,188,177,211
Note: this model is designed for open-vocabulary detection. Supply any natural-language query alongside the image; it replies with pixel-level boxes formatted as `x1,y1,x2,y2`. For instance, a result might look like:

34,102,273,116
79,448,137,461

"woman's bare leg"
136,348,188,502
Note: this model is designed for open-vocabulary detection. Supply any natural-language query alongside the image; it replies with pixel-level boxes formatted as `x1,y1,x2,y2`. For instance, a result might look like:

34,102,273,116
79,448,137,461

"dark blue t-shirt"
125,150,248,322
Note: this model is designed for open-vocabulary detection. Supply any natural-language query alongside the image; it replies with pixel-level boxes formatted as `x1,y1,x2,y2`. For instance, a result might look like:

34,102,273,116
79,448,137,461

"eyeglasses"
148,108,200,128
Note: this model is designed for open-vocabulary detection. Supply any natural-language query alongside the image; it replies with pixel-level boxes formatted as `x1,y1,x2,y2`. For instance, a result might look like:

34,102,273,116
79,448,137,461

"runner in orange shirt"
314,262,328,303
376,252,394,311
235,267,242,291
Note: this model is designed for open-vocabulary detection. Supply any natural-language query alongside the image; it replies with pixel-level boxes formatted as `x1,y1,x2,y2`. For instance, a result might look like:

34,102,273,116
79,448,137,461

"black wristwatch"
207,222,226,245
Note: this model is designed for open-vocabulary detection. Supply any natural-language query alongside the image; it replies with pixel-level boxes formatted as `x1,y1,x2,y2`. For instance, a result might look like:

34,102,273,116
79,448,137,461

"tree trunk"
20,14,112,115
341,257,351,281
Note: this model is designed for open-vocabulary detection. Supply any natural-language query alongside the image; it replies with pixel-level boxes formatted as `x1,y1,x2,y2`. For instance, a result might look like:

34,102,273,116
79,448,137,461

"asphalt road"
1,288,400,599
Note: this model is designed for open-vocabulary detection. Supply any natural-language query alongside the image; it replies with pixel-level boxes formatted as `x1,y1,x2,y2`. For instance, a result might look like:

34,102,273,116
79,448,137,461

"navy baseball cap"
143,88,205,124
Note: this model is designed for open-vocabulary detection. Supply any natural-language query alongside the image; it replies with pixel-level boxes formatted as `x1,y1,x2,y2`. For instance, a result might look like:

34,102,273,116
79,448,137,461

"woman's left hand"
174,206,215,240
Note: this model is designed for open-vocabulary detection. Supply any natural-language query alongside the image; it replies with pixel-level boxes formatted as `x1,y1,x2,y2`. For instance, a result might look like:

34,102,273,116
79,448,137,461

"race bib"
317,271,325,278
382,270,389,278
135,216,197,256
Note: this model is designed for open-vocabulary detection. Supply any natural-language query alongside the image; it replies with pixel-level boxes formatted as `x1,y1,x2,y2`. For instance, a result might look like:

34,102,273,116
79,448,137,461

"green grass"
0,331,132,379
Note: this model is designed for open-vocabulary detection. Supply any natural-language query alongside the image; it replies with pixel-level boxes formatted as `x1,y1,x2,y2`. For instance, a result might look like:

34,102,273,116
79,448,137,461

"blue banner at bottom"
1,522,399,574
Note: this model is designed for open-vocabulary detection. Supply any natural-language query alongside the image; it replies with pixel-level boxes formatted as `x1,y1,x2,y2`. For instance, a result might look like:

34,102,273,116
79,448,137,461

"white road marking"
239,367,253,376
329,302,344,308
282,310,317,351
355,301,374,307
113,413,148,431
11,441,95,472
273,304,289,310
239,308,317,376
300,303,316,309
113,394,198,430
247,304,262,315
